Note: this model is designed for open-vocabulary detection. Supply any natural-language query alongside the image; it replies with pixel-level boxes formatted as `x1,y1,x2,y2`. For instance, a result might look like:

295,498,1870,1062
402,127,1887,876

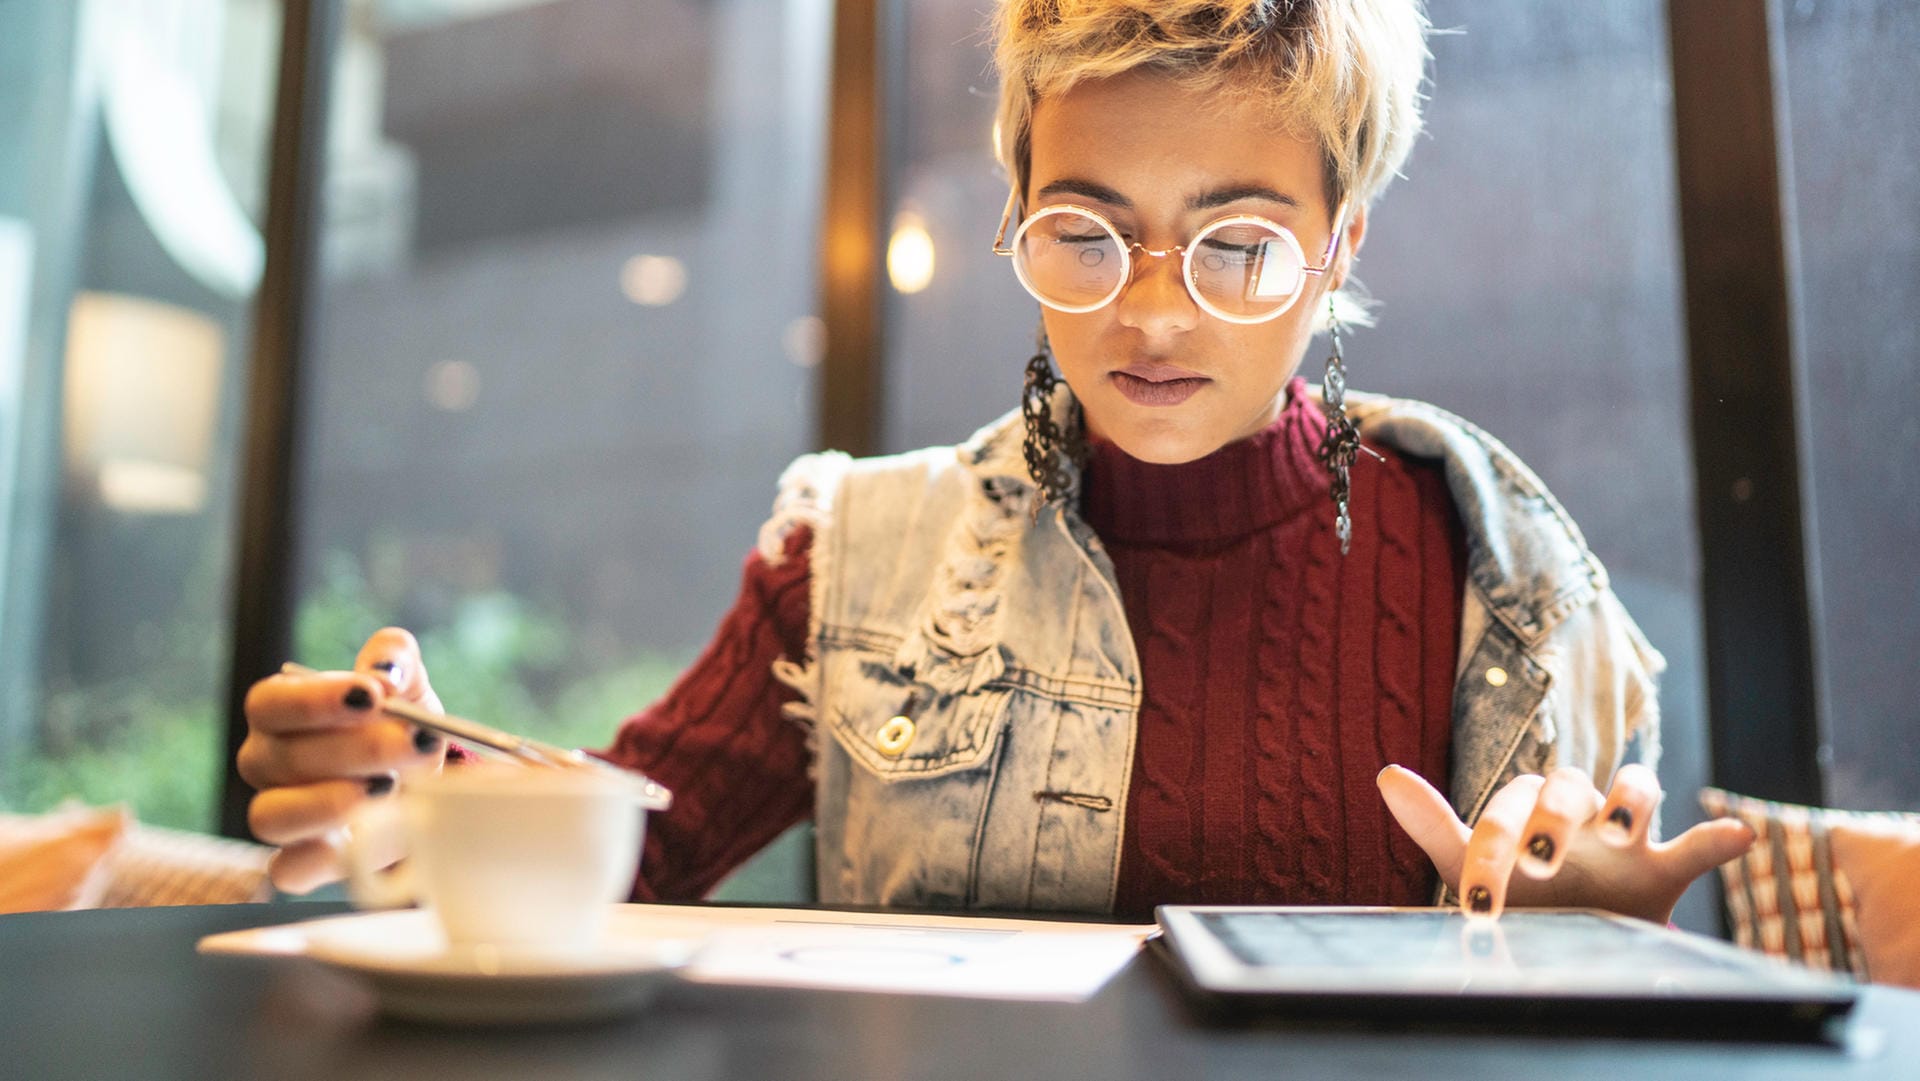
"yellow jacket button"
876,715,915,757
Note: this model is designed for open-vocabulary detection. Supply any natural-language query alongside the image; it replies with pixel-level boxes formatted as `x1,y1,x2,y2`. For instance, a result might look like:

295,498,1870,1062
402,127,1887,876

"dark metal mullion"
1667,0,1825,805
218,0,340,838
799,0,895,897
815,0,889,456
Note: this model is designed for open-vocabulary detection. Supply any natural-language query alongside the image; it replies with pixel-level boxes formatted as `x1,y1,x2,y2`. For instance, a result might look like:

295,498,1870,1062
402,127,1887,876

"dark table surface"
2,903,1915,1081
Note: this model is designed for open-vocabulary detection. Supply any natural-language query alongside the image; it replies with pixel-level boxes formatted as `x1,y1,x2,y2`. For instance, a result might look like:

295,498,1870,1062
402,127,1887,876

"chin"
1090,416,1223,465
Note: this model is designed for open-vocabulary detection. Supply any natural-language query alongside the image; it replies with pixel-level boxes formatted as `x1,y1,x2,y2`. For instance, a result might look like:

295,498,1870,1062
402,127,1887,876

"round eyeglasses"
992,192,1348,324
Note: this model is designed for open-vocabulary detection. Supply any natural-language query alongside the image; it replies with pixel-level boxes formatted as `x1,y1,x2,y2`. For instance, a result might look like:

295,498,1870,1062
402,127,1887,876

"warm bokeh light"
424,358,481,412
620,254,688,306
782,315,826,368
98,460,206,514
63,291,222,514
887,212,936,295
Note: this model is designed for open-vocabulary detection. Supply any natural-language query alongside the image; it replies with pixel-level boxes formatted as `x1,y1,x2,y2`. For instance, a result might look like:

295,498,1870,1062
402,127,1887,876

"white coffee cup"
344,763,649,957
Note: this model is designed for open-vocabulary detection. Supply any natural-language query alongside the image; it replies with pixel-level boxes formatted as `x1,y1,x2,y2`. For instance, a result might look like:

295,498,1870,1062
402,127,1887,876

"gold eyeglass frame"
992,188,1349,325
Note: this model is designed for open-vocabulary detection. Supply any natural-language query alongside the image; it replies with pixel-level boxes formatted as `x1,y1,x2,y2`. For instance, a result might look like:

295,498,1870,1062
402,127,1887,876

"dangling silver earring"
1315,295,1376,556
1021,325,1084,516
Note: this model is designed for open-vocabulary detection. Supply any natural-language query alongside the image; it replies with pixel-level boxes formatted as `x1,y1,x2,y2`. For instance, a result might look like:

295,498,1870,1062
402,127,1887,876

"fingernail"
412,726,441,755
1467,885,1492,914
1608,806,1634,834
370,659,405,686
364,774,395,797
1527,834,1556,864
343,686,373,711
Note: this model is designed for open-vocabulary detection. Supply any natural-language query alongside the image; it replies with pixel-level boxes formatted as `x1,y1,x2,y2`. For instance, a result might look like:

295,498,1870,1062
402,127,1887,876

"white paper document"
649,905,1154,1001
199,903,1154,1003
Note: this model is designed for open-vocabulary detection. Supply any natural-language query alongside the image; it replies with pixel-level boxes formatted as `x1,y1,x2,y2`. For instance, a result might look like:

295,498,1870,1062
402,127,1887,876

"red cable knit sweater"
601,379,1464,917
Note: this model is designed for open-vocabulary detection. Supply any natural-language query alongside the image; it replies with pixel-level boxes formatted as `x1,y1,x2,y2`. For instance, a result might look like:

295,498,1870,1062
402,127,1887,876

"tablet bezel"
1156,905,1858,1007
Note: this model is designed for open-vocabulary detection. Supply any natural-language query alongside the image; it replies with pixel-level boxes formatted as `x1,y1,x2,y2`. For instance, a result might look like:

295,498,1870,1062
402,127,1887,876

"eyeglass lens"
1012,209,1307,320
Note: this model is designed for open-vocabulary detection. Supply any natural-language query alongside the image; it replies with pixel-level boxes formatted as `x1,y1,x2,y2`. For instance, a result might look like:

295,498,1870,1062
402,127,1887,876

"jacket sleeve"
1539,585,1666,787
593,527,816,901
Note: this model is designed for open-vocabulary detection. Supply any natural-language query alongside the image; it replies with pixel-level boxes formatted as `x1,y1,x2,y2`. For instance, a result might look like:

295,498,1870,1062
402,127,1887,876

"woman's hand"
237,628,446,894
1377,763,1756,924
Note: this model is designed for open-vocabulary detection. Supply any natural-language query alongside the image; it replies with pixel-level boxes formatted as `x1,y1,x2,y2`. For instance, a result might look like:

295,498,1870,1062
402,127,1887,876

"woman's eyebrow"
1033,179,1302,213
1188,185,1301,212
1035,178,1131,206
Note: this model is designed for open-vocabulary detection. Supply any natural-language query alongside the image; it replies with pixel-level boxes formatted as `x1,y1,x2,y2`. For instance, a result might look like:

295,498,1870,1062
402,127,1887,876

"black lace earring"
1021,326,1085,514
1315,295,1377,555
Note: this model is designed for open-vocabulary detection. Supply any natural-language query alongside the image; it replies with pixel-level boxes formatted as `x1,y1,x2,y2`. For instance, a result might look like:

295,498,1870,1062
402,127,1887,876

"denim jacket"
759,388,1663,914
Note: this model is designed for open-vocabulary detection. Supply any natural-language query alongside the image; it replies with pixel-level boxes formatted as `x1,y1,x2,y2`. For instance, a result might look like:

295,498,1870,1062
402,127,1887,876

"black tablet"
1155,906,1857,1039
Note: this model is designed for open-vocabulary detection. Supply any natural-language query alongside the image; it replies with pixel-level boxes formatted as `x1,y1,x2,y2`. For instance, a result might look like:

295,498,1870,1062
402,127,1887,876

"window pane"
1364,1,1709,927
880,0,1716,928
291,0,827,887
881,1,1035,452
1781,1,1920,811
0,1,279,830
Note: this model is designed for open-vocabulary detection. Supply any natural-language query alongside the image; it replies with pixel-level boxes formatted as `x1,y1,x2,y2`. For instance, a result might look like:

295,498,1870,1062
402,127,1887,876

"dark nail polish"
343,687,373,710
369,660,397,673
1527,834,1556,863
1467,885,1492,914
1609,806,1634,832
364,774,395,797
412,727,441,755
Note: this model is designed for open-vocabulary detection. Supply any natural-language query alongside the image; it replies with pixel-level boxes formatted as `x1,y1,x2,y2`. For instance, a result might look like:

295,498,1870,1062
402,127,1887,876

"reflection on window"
293,0,828,759
0,0,280,830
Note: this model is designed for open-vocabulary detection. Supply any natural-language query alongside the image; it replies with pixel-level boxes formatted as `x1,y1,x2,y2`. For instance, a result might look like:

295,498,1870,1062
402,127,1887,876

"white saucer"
297,908,696,1025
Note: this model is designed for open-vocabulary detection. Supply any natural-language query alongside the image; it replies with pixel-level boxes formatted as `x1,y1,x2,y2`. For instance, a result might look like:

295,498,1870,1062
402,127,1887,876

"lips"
1111,362,1209,407
1117,362,1206,383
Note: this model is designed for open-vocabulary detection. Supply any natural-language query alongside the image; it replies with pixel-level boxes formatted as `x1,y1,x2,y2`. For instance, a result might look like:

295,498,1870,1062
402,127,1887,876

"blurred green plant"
0,549,688,832
1,696,221,831
295,550,687,749
1,544,231,830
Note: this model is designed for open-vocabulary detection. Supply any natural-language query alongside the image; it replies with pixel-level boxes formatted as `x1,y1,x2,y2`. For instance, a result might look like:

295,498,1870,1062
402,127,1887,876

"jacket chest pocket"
823,651,1011,781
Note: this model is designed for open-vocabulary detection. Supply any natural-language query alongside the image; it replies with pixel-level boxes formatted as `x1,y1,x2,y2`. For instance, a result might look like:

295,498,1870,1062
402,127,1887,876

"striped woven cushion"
0,807,129,913
96,822,272,908
1700,787,1868,976
0,806,272,910
1702,787,1920,986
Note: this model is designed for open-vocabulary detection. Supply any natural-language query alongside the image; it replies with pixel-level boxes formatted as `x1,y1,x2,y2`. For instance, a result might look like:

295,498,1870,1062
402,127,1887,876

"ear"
1332,203,1368,292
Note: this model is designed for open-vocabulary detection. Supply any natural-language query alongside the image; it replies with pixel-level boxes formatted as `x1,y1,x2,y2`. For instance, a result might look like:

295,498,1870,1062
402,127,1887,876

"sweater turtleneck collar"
1081,377,1331,545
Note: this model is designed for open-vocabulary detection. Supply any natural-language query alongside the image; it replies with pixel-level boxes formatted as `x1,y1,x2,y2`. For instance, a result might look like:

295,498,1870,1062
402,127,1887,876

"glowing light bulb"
887,213,936,295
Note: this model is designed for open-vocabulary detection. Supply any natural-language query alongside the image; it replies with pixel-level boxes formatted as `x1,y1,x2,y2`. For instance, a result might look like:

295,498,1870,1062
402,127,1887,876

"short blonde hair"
992,0,1431,325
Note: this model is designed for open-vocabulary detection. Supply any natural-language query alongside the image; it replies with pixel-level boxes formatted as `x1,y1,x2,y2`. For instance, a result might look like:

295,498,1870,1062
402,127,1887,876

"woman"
239,0,1751,922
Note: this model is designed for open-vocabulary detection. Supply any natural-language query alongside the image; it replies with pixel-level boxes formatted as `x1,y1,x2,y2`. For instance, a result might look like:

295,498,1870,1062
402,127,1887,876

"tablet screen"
1159,907,1858,1002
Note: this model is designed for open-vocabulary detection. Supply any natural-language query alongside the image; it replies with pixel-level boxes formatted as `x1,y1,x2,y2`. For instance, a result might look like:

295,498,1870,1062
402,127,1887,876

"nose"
1113,248,1200,338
